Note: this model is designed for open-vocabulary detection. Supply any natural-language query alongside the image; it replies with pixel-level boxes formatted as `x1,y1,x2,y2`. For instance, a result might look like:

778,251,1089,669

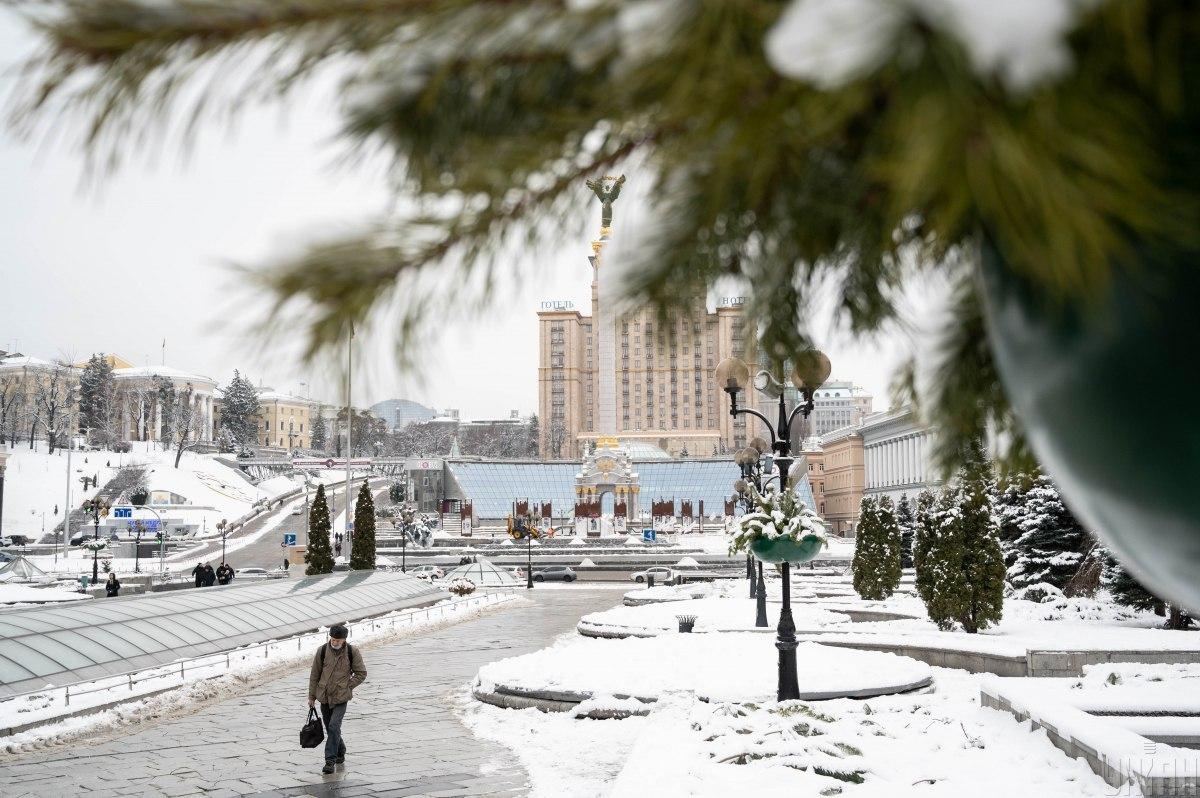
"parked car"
69,532,88,546
1,534,30,547
666,568,724,585
290,504,304,516
410,565,444,580
630,566,673,584
533,565,576,583
238,567,286,580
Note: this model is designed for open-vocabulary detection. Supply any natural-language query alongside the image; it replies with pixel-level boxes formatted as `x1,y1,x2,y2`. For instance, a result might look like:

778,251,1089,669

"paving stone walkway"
3,588,622,798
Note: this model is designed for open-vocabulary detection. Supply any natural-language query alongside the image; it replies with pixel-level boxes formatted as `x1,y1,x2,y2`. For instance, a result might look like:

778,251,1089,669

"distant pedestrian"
78,574,90,593
202,563,217,587
105,572,121,597
192,562,205,588
334,542,342,558
308,623,367,775
216,562,235,585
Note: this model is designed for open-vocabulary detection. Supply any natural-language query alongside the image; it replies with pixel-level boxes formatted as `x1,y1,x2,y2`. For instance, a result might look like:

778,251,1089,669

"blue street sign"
113,507,132,518
143,519,160,531
283,533,297,547
643,529,657,542
347,522,355,532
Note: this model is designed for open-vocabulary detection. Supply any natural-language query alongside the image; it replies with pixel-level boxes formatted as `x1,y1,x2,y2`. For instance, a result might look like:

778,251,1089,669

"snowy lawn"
0,583,91,604
0,592,524,753
475,634,931,703
460,665,1113,798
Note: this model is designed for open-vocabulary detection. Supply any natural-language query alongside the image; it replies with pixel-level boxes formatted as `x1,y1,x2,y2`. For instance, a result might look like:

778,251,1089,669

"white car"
410,565,444,580
238,567,285,580
291,505,304,516
631,566,673,584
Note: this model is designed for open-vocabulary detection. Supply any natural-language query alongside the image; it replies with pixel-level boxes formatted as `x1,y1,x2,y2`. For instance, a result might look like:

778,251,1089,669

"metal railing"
2,592,516,719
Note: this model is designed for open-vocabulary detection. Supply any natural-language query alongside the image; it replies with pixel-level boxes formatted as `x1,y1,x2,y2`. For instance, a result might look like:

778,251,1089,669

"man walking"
216,562,235,585
202,562,217,587
192,562,205,588
308,624,367,774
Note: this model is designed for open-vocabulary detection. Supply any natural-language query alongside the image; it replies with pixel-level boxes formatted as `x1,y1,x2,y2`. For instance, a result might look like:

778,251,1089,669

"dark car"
533,565,576,583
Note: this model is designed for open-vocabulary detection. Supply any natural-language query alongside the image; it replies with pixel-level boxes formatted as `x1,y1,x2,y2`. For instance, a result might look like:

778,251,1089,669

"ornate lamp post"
715,351,831,702
216,518,229,564
734,439,772,628
81,497,111,582
132,519,146,573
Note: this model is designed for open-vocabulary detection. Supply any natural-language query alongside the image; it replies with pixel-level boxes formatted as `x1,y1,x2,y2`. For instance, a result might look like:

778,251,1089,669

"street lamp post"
81,498,110,582
217,518,229,564
716,352,831,702
132,519,145,573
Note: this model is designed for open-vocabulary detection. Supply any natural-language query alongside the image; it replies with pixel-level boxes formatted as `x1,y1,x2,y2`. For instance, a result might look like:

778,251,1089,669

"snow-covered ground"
0,440,358,543
460,577,1200,797
581,596,847,634
461,663,1113,797
0,592,523,752
0,583,91,605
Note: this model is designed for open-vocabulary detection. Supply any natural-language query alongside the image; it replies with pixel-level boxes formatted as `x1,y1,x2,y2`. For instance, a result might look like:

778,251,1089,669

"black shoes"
335,753,345,764
322,761,335,775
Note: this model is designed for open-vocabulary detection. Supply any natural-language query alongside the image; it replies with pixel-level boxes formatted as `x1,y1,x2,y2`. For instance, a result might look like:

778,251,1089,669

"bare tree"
171,383,204,468
34,362,75,454
154,376,177,451
0,374,26,446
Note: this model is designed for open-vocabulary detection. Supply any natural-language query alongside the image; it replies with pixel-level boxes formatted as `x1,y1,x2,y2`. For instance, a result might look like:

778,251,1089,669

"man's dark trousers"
320,702,348,762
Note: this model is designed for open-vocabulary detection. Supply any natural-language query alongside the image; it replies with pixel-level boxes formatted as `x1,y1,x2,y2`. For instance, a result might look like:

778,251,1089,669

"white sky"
0,11,923,421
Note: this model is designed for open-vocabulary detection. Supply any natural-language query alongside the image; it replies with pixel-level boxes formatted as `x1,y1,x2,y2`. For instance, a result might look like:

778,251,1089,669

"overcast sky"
0,11,924,421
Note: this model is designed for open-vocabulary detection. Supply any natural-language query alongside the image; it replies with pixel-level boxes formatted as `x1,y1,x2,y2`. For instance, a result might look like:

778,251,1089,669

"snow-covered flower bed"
475,634,930,704
448,577,476,596
581,597,848,636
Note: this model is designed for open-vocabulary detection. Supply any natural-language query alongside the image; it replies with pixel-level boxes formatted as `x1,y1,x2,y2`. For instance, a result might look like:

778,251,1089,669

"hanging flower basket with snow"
730,485,827,565
80,538,109,553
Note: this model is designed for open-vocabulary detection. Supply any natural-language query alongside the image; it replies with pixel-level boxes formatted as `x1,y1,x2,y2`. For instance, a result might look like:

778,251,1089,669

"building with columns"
113,364,218,444
860,406,942,505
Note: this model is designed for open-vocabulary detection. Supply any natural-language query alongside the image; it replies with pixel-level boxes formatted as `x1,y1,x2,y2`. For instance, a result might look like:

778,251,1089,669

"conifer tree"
1005,474,1089,590
852,495,902,600
914,448,1006,633
310,413,327,452
79,354,116,445
219,370,262,446
895,493,915,569
1104,552,1194,630
305,483,334,575
350,482,377,570
912,490,939,605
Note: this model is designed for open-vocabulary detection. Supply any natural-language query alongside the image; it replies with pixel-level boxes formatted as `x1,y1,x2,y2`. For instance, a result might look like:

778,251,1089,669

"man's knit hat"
329,623,349,639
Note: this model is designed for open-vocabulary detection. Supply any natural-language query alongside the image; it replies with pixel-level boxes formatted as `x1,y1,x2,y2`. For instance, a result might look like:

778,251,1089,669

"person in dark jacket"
192,562,205,588
202,563,217,587
308,623,367,774
104,572,121,597
216,562,234,585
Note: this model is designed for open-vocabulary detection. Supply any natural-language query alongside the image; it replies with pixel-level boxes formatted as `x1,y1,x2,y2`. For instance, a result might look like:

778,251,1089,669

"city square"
1,2,1198,796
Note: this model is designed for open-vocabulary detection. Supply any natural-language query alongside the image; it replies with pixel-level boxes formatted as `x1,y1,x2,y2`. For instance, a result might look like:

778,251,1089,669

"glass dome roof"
443,558,519,587
0,570,441,698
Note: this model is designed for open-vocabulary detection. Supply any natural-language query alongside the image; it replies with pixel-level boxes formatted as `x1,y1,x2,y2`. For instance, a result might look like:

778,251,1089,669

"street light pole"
716,353,830,703
343,326,354,563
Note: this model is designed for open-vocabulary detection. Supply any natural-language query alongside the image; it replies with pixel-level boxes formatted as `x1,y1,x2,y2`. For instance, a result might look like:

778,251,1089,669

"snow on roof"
113,365,216,386
0,355,70,373
256,390,312,404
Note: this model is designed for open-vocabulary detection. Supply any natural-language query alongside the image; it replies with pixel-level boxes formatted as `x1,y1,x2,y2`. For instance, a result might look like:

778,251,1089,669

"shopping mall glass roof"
446,459,815,519
0,570,441,698
444,558,519,587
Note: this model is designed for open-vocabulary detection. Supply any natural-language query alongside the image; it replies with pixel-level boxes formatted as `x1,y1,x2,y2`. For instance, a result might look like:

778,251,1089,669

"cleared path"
2,588,621,798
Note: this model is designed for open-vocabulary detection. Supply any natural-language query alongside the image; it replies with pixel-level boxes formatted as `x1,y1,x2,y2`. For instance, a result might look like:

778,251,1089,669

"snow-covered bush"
728,484,826,555
852,495,901,600
80,538,109,553
913,448,1005,633
448,578,476,597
